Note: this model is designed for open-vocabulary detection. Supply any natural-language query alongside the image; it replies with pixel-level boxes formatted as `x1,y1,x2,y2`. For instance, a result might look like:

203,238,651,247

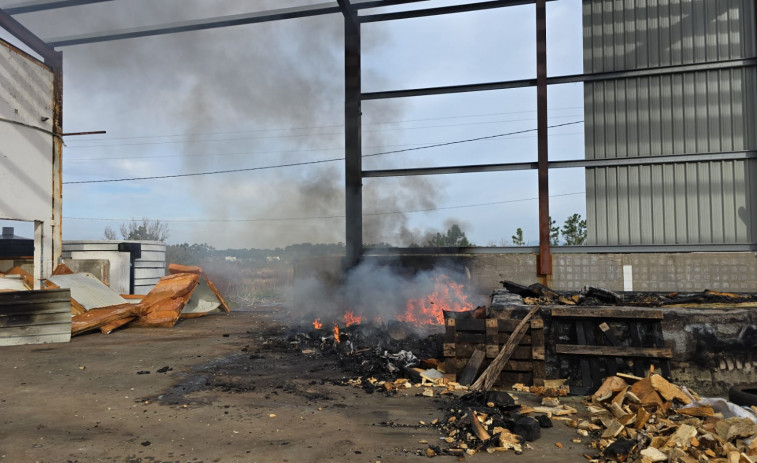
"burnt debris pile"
285,320,443,384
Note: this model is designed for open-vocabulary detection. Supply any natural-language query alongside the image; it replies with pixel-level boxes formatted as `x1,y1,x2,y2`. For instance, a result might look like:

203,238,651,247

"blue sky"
0,0,586,249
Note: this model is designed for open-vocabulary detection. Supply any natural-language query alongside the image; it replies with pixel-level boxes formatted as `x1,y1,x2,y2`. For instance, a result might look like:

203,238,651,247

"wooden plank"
455,332,486,343
551,307,663,320
555,344,673,358
445,318,456,343
471,305,540,391
629,321,646,376
575,321,594,388
530,319,544,329
453,319,486,331
651,321,672,379
458,348,486,386
582,321,602,387
482,345,532,360
531,322,546,386
501,360,533,372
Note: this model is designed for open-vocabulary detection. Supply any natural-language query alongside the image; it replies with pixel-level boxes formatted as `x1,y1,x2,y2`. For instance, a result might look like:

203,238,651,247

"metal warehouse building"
583,0,757,246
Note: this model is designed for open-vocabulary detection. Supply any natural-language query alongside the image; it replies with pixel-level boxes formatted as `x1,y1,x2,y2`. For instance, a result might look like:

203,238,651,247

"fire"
333,323,340,343
343,311,362,327
398,274,474,327
312,318,322,329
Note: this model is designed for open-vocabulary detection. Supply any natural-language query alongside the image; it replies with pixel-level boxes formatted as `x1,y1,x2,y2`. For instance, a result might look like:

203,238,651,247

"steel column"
344,15,363,268
536,0,550,275
51,50,63,273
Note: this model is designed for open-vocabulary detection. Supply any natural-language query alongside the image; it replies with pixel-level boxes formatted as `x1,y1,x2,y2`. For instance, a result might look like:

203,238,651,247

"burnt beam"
344,15,363,268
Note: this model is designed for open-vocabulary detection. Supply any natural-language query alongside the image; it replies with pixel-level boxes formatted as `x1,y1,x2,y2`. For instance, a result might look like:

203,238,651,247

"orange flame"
398,274,473,327
333,323,340,343
312,318,323,329
343,311,363,327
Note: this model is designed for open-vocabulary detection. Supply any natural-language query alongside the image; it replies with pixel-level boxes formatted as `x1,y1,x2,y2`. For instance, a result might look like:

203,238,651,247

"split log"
470,306,540,391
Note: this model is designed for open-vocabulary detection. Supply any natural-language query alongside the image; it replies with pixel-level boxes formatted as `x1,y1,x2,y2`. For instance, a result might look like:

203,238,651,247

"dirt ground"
0,308,597,463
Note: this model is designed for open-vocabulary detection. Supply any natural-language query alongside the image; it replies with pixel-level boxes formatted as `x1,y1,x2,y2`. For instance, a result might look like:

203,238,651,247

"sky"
0,0,586,249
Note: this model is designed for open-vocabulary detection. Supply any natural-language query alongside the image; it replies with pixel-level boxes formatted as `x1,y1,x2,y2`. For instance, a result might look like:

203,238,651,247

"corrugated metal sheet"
583,0,757,245
48,273,128,310
0,288,71,346
586,159,757,245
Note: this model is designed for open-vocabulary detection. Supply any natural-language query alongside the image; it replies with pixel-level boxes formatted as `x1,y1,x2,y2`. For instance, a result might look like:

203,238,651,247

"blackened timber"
555,345,673,359
344,16,362,268
536,0,550,275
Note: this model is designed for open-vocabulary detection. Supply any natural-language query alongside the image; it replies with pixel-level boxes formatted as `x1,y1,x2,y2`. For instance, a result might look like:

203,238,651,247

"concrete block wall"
295,252,757,299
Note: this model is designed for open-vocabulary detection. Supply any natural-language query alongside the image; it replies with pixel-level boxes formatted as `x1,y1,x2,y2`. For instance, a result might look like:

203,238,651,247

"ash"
285,321,443,382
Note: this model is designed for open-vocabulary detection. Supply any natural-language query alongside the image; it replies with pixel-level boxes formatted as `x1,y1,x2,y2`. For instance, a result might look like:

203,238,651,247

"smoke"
294,258,487,329
9,0,453,248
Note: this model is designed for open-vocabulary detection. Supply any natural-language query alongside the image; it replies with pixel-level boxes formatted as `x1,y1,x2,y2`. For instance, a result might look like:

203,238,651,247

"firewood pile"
585,372,757,462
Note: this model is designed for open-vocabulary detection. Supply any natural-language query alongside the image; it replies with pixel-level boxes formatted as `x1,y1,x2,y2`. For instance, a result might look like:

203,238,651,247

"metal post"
51,50,63,270
344,16,363,268
536,0,551,275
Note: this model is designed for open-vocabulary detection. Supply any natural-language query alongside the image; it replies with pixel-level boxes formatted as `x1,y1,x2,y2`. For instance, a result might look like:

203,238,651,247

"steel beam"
361,58,756,100
362,150,757,178
336,0,357,24
535,0,550,275
358,0,547,23
2,0,113,15
362,243,757,255
0,6,56,62
43,0,428,47
344,15,363,268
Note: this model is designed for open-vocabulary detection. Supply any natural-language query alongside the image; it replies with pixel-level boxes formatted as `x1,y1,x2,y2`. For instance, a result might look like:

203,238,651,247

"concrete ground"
0,308,596,463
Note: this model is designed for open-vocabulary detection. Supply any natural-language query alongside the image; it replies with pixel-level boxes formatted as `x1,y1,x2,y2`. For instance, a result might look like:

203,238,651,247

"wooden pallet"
443,317,545,386
552,306,672,391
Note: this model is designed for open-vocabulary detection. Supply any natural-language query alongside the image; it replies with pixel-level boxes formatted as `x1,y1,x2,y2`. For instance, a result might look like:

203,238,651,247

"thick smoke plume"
10,0,456,248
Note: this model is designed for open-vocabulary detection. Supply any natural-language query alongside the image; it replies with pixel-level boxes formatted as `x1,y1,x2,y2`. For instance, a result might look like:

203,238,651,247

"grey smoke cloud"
2,0,459,248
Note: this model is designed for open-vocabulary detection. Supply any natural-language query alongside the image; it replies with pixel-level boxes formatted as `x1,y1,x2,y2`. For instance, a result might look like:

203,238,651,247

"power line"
64,114,583,149
65,106,584,143
63,120,584,185
64,191,586,223
66,128,584,162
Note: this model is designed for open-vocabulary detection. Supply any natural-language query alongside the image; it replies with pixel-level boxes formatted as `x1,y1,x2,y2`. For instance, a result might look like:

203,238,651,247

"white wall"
0,40,56,288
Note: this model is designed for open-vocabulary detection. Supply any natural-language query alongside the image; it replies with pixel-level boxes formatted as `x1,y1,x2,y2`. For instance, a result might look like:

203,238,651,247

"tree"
561,213,587,245
425,224,473,247
549,216,560,245
103,226,118,240
511,228,525,246
103,218,169,241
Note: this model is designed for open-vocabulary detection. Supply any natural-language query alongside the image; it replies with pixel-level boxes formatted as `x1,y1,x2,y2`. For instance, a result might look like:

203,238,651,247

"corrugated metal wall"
583,0,757,245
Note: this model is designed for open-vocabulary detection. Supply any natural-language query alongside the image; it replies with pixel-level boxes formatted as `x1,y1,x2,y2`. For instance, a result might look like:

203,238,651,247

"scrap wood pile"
2,263,230,336
586,372,757,462
502,280,757,308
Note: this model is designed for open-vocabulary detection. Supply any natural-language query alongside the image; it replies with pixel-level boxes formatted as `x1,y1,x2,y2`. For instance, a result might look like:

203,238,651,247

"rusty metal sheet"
71,303,139,336
131,273,200,328
100,316,137,335
168,263,202,275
